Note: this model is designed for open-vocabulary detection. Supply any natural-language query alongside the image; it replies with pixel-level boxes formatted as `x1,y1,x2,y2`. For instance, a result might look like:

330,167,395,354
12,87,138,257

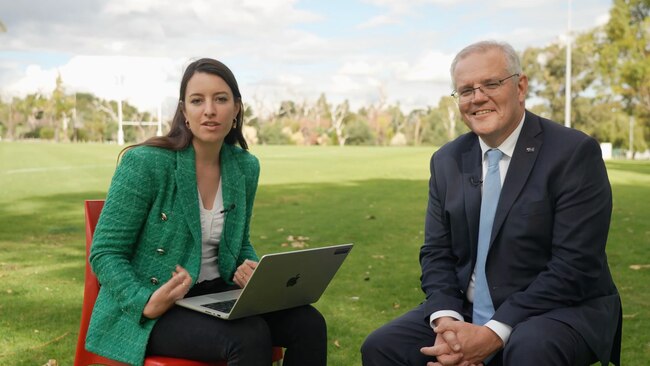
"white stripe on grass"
3,164,114,174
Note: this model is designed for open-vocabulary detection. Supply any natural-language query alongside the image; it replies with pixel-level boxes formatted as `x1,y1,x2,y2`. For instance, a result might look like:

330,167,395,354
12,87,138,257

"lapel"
175,146,202,248
462,138,482,259
220,144,246,240
491,111,543,244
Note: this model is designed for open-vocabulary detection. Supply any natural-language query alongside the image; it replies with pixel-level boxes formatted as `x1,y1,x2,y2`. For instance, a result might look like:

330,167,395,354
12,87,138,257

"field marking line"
3,164,114,175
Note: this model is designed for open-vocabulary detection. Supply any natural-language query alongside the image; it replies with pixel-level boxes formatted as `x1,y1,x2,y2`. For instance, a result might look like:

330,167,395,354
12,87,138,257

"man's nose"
472,87,489,102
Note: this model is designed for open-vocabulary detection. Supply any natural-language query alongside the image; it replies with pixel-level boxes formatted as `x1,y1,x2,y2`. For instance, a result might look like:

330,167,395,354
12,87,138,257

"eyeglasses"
451,74,519,104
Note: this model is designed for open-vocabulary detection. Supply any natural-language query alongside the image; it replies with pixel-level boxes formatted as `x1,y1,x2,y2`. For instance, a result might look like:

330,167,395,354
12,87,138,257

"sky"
0,0,613,118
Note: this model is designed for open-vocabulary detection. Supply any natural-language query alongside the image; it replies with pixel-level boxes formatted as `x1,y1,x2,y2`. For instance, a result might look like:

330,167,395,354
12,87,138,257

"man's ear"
517,74,529,102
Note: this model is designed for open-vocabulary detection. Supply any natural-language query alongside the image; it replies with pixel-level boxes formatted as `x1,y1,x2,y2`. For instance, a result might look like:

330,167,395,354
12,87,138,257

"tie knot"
486,149,503,167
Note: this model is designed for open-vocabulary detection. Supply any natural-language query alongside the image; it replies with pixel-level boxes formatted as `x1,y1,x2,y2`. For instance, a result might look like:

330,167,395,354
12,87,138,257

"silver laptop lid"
227,243,353,319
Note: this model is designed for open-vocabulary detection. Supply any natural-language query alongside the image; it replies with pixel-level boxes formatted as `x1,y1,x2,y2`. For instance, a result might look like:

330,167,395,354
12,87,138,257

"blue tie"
473,148,503,326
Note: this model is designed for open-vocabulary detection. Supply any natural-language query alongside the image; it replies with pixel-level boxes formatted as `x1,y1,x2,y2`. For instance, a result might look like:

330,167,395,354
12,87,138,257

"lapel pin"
526,147,535,153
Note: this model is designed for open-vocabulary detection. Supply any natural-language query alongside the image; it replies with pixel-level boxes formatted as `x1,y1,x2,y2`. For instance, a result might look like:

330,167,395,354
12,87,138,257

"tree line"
0,0,647,153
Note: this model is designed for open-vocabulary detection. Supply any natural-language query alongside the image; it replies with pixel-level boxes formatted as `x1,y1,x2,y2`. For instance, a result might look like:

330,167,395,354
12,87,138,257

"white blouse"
197,179,224,283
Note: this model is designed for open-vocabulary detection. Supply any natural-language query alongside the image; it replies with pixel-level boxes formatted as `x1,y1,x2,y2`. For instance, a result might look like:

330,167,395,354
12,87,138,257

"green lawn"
0,142,648,365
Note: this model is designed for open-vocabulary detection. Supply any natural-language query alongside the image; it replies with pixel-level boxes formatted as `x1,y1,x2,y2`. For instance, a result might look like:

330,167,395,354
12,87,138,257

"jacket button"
161,212,168,221
150,277,159,285
156,248,166,255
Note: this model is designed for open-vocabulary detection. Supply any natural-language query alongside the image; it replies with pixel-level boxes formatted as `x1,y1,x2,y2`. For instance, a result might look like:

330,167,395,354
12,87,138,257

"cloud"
7,65,58,96
401,50,454,83
362,0,459,13
495,0,556,9
3,56,184,111
339,60,384,76
358,0,458,29
358,15,399,29
595,13,610,26
325,50,454,112
0,0,615,115
338,51,453,84
0,0,321,57
102,0,161,14
0,0,330,109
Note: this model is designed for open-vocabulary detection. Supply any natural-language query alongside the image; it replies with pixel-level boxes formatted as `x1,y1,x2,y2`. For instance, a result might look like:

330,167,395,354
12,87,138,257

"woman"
86,58,327,366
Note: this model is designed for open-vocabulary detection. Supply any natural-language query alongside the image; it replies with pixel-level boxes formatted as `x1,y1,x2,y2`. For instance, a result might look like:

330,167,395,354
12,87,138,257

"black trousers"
147,278,327,366
361,303,596,366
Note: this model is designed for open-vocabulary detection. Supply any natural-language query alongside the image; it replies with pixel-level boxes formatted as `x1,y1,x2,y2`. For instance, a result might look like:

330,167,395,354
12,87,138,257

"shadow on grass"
0,190,106,242
1,179,649,365
1,180,430,366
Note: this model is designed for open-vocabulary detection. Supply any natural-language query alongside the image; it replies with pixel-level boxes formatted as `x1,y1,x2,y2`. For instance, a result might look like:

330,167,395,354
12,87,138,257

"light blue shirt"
430,112,526,345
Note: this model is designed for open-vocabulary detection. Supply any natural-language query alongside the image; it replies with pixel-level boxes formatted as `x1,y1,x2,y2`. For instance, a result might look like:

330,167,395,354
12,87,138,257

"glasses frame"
451,73,520,104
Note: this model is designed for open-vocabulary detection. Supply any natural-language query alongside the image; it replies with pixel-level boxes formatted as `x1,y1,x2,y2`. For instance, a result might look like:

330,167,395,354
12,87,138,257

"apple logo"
286,274,300,287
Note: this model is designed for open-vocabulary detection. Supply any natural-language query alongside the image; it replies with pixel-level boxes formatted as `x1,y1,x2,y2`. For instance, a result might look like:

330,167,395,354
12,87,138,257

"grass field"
0,141,648,365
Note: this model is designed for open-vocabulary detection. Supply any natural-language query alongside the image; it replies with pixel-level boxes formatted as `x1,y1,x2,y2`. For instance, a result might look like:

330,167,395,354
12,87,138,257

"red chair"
75,200,283,366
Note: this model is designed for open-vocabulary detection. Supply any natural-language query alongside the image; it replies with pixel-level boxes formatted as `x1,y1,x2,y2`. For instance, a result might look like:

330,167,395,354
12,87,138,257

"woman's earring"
232,119,237,128
185,120,190,129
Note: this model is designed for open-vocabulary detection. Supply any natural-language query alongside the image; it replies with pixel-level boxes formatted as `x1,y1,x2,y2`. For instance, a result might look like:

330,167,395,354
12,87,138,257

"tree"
417,103,468,147
11,93,49,139
303,93,332,144
258,122,291,145
312,93,332,130
406,109,426,146
521,31,598,125
75,93,111,142
385,103,405,145
365,87,388,145
345,118,375,145
597,0,649,153
331,100,350,146
51,73,75,141
519,25,643,149
437,96,461,142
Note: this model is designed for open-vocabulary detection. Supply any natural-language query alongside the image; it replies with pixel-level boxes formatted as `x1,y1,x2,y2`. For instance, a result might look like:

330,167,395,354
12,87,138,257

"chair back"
74,200,129,366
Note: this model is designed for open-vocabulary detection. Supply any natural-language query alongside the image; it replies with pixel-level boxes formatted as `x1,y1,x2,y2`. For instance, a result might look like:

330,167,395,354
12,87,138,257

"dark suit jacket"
420,111,621,365
87,143,260,365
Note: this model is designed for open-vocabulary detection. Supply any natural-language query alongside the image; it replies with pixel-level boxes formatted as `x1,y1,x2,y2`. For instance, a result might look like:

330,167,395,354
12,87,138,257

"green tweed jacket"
86,143,260,365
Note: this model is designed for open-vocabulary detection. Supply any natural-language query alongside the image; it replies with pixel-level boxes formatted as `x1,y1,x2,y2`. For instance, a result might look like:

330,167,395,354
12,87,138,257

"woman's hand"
233,259,257,288
143,265,192,319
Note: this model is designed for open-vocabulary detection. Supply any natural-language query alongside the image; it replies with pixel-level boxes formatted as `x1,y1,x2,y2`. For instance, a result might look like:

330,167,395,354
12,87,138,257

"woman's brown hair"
120,58,248,158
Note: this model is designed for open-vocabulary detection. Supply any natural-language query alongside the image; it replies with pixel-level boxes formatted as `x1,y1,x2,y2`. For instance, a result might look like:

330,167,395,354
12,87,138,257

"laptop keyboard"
203,299,237,313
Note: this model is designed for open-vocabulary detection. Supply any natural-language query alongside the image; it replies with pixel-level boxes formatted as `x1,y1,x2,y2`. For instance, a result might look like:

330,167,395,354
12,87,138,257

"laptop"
176,243,353,320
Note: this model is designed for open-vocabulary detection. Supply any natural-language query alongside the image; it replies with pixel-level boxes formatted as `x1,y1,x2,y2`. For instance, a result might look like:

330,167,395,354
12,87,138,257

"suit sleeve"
494,137,613,325
89,149,155,323
420,153,466,317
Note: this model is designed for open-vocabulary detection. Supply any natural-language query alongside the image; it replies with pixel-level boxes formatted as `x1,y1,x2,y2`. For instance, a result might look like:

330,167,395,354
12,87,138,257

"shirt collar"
478,112,526,159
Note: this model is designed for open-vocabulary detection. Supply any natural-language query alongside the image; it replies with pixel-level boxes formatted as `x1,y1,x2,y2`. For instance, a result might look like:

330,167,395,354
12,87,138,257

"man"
361,40,621,366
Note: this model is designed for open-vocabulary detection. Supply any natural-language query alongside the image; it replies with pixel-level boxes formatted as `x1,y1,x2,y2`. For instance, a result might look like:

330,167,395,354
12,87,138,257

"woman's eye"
216,96,229,103
190,99,202,105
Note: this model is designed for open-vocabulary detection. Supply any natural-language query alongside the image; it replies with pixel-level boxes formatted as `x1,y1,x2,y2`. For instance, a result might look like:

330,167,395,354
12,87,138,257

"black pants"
360,303,596,366
147,278,327,366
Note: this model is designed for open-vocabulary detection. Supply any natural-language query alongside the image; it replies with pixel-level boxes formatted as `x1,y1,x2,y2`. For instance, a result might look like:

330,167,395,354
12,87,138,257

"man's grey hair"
450,40,522,87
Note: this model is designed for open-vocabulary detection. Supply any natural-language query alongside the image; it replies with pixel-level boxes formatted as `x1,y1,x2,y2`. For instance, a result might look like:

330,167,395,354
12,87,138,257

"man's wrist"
433,316,455,328
430,310,464,329
484,320,511,346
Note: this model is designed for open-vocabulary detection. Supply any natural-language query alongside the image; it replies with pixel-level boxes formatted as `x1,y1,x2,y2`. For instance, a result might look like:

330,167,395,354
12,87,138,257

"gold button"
156,248,166,255
150,277,159,285
161,212,168,221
